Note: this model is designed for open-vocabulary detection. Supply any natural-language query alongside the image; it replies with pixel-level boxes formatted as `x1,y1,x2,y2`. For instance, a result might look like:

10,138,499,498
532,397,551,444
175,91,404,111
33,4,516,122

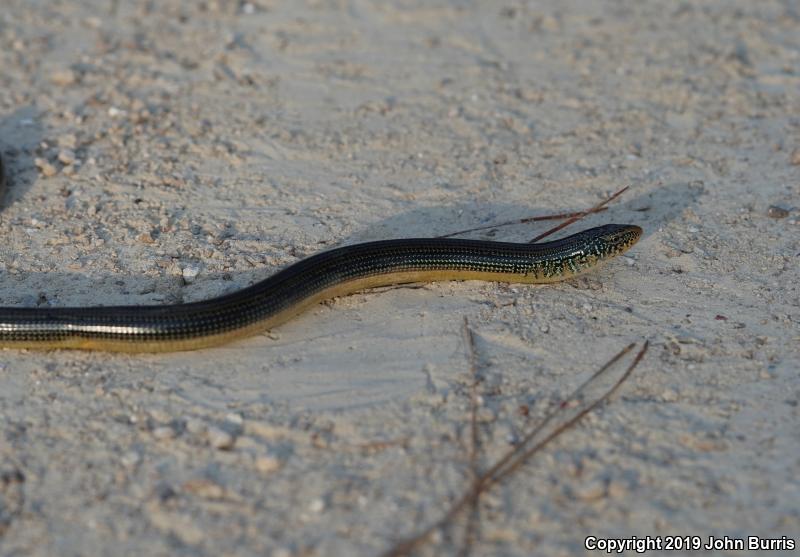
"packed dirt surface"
0,1,798,555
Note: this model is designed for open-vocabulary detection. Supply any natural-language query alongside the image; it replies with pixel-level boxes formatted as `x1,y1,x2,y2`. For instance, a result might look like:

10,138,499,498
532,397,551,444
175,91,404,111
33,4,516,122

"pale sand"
0,1,798,555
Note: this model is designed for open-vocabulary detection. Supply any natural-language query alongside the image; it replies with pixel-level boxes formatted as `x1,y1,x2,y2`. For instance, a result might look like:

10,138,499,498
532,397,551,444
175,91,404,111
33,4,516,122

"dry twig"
528,186,629,243
460,318,481,557
437,208,608,239
382,341,648,557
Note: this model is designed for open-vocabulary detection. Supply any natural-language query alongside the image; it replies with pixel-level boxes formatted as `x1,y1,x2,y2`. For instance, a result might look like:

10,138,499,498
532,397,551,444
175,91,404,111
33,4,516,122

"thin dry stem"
462,318,481,479
382,340,648,557
528,185,629,243
481,341,648,489
461,317,481,557
437,208,608,239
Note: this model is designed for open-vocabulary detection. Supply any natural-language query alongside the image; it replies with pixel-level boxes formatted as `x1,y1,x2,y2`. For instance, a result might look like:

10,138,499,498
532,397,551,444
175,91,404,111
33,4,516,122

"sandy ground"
0,1,798,556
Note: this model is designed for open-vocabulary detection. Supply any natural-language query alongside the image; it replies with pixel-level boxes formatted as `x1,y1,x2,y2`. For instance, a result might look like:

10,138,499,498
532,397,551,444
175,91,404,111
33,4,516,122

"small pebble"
120,450,142,468
152,426,176,440
254,454,282,474
308,498,325,512
149,409,172,423
34,157,58,177
50,68,76,86
58,134,77,148
182,266,200,284
661,388,679,402
539,323,549,333
207,426,235,450
185,418,206,435
607,479,628,498
791,148,800,166
572,479,607,501
58,149,76,165
225,412,244,426
182,478,225,499
767,205,789,219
